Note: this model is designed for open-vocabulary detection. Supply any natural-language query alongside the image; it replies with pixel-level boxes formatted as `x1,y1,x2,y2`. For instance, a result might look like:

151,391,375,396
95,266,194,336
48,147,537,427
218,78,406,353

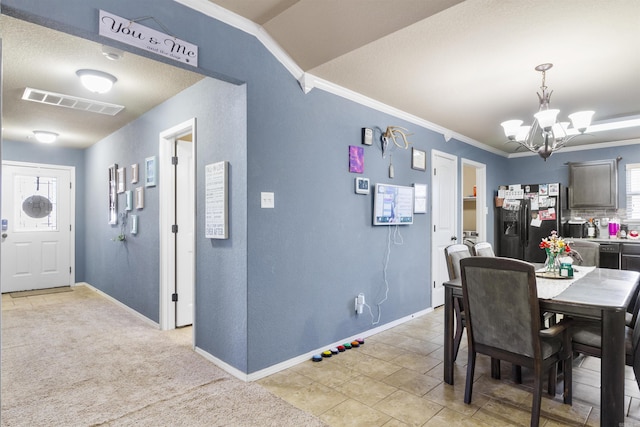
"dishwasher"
599,243,620,269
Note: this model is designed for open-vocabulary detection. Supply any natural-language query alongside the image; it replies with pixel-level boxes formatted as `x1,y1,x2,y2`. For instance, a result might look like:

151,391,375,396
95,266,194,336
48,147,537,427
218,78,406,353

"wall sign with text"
99,10,198,66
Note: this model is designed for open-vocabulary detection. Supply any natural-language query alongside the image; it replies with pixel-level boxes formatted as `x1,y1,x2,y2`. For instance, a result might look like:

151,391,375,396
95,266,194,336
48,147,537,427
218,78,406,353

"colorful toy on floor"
312,354,323,362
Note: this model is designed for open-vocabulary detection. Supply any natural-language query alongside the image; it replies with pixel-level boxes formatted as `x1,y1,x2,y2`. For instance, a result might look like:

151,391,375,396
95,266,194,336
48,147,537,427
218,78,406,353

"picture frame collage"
108,156,156,235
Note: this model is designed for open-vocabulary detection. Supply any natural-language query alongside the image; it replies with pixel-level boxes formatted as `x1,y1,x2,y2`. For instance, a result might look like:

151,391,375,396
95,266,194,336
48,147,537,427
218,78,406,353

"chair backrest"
460,256,541,358
632,298,640,390
472,241,495,257
444,244,471,280
568,240,599,267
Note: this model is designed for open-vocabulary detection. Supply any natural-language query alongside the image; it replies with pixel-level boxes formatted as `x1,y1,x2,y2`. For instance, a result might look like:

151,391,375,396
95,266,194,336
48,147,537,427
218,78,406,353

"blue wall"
4,0,639,376
82,77,246,326
2,140,86,281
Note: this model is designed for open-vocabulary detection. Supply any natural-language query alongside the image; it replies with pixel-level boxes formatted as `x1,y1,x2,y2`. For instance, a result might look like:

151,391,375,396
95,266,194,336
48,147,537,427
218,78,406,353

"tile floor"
259,307,640,426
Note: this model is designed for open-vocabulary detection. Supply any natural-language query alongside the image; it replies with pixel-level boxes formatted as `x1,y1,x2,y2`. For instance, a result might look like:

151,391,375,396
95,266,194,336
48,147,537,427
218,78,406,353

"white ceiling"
2,1,640,155
1,15,204,149
209,0,640,155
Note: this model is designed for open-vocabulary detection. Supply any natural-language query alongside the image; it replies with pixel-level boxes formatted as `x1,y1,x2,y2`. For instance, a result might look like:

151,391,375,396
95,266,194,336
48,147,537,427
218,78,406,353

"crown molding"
174,0,506,157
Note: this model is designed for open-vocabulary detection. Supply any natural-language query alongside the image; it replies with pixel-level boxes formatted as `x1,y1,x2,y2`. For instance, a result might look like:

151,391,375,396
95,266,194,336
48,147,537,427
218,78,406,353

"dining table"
443,265,640,427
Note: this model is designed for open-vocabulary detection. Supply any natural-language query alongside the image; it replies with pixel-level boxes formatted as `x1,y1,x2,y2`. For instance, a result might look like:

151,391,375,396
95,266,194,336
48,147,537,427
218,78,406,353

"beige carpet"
1,286,327,426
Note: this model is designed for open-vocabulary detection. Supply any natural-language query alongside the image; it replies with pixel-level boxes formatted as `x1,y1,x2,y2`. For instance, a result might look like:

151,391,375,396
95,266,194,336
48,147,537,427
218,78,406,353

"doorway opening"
159,119,196,331
461,159,487,244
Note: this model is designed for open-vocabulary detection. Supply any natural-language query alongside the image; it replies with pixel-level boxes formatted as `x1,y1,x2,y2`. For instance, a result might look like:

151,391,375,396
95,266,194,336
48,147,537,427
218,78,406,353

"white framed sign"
99,10,198,66
205,161,229,239
413,183,428,213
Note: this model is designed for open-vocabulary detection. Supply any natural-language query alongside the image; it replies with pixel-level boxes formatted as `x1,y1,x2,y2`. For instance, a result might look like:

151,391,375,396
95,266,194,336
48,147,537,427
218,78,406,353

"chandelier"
501,63,594,161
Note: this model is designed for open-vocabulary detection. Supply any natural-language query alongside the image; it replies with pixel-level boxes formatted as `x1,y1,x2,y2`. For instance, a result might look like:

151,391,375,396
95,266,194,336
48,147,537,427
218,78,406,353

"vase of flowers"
539,230,570,275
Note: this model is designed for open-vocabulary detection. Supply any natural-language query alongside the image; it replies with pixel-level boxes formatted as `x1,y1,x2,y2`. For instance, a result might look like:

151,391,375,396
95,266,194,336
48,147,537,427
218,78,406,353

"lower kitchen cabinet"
621,243,640,272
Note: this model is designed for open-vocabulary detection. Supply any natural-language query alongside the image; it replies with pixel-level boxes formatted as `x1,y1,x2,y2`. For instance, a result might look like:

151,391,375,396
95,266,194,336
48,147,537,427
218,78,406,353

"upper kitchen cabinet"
568,159,618,209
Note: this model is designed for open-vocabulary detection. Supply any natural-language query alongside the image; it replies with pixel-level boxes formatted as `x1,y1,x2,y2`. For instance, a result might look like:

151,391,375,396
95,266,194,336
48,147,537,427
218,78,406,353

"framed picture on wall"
117,167,126,193
135,186,144,209
108,164,118,225
145,156,156,187
131,163,139,184
125,190,133,211
411,148,427,171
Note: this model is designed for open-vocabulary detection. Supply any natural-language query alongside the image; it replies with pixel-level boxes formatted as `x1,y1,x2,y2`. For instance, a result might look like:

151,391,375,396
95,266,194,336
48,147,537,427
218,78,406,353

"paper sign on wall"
205,161,229,239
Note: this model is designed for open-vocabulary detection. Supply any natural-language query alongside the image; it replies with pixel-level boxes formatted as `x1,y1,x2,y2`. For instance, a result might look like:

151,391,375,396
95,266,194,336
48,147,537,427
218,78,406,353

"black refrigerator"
498,183,564,263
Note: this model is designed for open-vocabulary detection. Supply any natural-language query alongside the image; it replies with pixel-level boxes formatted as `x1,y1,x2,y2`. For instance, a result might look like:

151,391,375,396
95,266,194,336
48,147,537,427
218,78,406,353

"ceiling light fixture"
501,63,594,161
76,69,117,94
33,130,58,144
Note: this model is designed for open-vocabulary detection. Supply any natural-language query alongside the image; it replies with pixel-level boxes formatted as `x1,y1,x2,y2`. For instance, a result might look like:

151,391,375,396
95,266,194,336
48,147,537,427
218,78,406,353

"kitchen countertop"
570,237,640,244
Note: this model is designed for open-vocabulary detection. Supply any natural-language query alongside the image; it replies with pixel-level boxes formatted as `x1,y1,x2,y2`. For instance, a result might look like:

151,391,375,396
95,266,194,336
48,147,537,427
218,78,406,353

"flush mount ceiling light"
501,63,594,161
76,69,117,94
33,130,58,144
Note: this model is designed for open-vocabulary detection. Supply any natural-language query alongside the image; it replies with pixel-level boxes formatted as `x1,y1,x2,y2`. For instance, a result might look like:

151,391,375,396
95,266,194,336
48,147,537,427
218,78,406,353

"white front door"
1,162,73,292
431,150,458,307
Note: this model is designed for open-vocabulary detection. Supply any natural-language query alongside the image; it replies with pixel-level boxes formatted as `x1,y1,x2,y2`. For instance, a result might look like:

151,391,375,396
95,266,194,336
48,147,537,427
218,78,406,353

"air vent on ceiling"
22,87,125,116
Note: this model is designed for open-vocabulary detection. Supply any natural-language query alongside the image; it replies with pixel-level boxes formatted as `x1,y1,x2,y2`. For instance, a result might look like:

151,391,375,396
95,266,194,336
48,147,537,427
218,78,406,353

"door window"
15,175,58,231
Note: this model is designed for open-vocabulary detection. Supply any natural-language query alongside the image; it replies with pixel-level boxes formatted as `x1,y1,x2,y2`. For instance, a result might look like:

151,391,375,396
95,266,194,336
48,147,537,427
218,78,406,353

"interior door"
1,162,72,292
431,150,458,307
175,136,195,327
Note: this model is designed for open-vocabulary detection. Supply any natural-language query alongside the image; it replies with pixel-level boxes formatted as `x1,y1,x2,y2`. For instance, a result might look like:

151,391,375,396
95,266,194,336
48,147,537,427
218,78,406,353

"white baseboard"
78,282,160,329
192,307,434,382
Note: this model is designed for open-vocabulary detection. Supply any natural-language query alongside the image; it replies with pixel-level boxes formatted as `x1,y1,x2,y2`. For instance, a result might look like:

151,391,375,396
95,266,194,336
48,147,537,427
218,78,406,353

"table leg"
600,309,625,426
444,286,454,385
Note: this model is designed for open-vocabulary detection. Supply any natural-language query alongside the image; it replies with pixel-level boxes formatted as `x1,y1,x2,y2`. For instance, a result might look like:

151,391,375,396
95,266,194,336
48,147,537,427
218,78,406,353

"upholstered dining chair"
472,241,495,257
568,239,640,326
444,244,472,362
568,240,599,267
460,257,573,427
571,288,640,369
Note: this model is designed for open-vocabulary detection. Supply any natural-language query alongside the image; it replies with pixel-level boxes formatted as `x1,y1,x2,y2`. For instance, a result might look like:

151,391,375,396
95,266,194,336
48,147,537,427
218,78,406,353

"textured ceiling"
3,1,640,155
1,15,204,149
207,0,640,155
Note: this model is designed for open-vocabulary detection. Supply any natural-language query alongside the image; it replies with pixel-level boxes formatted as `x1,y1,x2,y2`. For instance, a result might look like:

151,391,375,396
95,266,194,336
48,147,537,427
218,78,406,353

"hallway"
1,286,324,426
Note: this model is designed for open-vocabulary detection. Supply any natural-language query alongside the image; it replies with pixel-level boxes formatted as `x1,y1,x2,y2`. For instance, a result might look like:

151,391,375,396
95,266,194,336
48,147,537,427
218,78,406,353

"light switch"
261,192,274,208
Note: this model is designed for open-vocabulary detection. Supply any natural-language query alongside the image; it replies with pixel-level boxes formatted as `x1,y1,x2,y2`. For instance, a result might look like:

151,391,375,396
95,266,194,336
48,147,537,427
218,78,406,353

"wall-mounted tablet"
373,183,414,225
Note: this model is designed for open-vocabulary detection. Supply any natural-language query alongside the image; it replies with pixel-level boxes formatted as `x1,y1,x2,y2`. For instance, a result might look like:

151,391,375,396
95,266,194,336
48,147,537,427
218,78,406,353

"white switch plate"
261,192,275,208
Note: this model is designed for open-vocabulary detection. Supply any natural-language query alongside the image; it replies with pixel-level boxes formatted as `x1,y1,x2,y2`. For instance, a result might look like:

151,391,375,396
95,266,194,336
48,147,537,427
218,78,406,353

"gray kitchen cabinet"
568,159,618,209
622,243,640,272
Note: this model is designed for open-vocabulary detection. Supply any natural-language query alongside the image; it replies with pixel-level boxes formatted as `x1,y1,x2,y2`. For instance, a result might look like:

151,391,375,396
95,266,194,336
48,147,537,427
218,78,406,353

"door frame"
1,160,76,288
159,118,197,331
461,158,487,241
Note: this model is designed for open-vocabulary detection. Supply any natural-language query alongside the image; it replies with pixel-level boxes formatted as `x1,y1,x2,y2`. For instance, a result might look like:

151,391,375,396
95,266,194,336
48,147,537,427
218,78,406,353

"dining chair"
571,288,640,366
460,257,573,427
567,240,599,267
444,244,472,362
568,239,639,327
471,241,495,257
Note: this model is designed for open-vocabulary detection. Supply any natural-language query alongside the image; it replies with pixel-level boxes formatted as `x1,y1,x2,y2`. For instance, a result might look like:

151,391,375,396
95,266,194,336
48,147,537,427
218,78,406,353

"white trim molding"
174,0,506,158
